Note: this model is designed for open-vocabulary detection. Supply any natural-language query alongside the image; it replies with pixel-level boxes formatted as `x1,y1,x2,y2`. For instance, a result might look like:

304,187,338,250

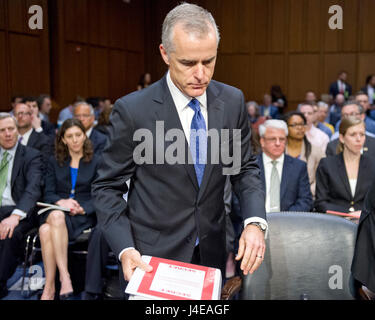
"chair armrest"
221,276,242,300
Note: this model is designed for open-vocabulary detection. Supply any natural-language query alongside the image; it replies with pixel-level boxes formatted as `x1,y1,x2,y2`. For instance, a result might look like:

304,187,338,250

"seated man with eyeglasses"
257,120,313,213
73,102,108,155
0,113,43,299
14,103,53,173
327,100,375,158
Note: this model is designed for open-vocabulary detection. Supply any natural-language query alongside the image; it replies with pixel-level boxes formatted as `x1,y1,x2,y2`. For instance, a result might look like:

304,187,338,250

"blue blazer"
257,153,313,212
259,105,280,119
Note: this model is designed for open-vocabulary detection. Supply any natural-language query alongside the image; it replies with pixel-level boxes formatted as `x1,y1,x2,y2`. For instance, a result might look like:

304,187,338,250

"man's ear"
159,44,170,66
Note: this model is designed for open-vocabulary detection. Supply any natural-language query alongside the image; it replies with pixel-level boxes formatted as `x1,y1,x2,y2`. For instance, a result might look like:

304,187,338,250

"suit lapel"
337,153,352,199
27,130,37,148
257,154,266,189
11,144,24,187
198,83,224,197
354,155,367,200
280,155,290,200
153,76,199,191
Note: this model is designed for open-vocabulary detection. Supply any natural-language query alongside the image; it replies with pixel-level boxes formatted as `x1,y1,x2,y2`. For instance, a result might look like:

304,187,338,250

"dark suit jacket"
92,75,266,272
89,129,108,154
326,135,375,159
43,155,101,238
329,81,352,99
257,153,313,212
27,130,53,172
0,144,43,218
315,153,375,213
41,120,56,140
351,177,375,292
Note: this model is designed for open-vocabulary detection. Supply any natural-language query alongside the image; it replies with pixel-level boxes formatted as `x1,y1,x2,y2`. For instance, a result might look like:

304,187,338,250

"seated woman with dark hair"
39,119,101,300
284,111,325,198
315,117,375,214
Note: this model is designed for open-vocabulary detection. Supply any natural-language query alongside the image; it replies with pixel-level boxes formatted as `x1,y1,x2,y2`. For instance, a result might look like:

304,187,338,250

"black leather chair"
240,212,358,300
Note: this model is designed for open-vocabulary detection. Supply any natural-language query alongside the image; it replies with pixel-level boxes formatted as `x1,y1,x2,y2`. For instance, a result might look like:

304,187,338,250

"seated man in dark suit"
258,120,313,212
26,96,56,140
0,113,43,299
73,102,107,154
14,103,53,170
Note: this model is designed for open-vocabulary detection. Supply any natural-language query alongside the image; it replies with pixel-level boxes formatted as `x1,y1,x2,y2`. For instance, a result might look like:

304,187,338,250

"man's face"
263,94,272,106
25,101,39,117
305,92,316,103
159,23,217,97
0,117,18,150
341,104,365,121
356,94,370,112
335,94,345,106
317,106,328,123
260,127,286,160
339,72,347,82
14,103,32,130
41,97,52,114
300,104,314,127
74,104,95,131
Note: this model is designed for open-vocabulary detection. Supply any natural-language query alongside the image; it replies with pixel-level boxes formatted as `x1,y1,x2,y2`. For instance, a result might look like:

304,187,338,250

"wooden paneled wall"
49,0,145,121
2,0,375,117
145,0,375,110
0,0,50,111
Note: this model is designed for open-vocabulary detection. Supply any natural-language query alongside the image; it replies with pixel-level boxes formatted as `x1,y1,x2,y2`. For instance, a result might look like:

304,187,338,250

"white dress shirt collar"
166,71,207,111
18,127,33,146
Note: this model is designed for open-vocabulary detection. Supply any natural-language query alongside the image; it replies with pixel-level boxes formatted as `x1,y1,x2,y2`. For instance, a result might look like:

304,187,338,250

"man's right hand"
121,249,153,281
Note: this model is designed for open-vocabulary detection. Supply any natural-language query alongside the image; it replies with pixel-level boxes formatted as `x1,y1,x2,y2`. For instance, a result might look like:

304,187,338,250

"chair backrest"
241,212,358,300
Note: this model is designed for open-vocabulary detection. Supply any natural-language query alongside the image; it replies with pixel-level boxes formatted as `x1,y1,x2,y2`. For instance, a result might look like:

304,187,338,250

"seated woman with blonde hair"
315,117,375,215
39,119,101,300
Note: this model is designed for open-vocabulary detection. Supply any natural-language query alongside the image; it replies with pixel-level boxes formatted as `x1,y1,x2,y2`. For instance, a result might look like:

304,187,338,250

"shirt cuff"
118,247,135,261
12,209,27,221
35,127,43,133
244,217,269,239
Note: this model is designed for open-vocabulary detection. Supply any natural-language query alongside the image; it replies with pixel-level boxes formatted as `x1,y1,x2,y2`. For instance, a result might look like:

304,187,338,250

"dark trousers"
0,207,35,289
84,226,110,294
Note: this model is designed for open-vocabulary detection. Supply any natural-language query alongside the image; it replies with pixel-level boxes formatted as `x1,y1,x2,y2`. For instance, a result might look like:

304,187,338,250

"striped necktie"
0,151,10,206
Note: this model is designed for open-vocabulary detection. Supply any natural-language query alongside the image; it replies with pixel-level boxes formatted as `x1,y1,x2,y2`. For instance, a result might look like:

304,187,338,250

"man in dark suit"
92,3,267,285
14,103,53,170
0,113,43,299
23,97,56,140
258,120,313,212
329,71,352,100
73,102,107,154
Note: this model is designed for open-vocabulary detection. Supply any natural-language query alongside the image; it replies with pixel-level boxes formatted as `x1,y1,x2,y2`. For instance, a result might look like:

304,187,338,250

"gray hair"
259,120,288,137
73,101,95,116
317,101,329,110
0,112,17,126
342,100,364,114
246,101,259,109
161,3,220,54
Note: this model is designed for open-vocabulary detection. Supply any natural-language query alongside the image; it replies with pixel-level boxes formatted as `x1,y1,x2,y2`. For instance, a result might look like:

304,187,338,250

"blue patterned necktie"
188,98,207,187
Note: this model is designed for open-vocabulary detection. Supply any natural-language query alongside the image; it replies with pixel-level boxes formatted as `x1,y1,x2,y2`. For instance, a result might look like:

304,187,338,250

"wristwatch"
249,222,266,233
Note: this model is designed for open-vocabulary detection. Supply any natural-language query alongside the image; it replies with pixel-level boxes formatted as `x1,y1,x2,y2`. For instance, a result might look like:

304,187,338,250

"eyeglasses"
263,137,287,144
74,114,92,119
342,112,361,118
14,112,31,117
288,123,305,128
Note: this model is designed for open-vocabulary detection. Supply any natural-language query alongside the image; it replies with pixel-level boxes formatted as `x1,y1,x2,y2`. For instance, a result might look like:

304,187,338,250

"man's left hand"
0,215,21,240
235,224,266,275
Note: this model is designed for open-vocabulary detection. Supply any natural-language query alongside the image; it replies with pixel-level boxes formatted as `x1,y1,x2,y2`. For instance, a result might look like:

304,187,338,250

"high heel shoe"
59,291,74,300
